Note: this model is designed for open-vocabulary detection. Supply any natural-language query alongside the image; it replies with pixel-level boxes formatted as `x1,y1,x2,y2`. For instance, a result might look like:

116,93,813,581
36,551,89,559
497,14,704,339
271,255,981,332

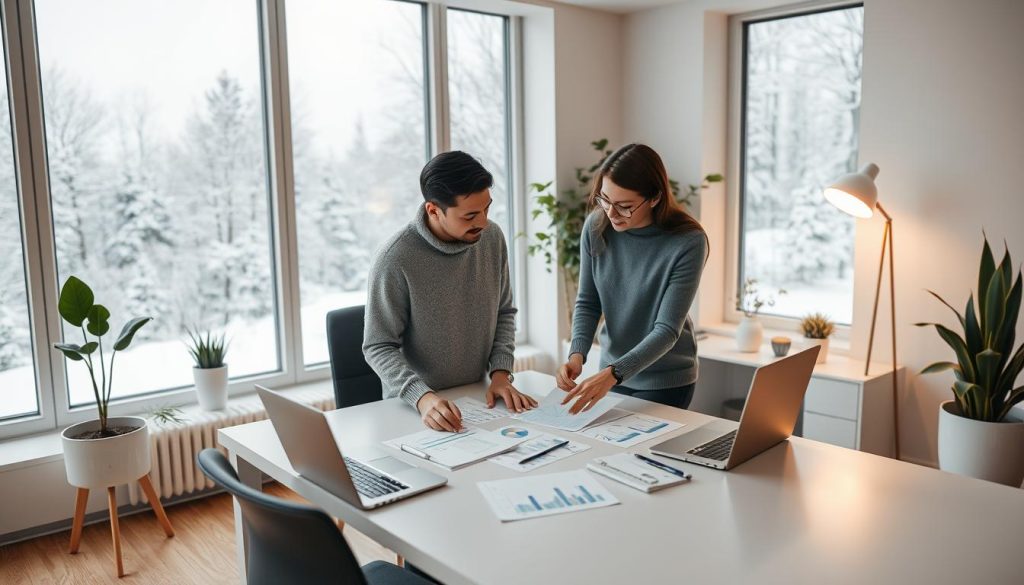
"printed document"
515,389,623,432
577,413,684,448
488,426,591,472
384,427,525,470
478,470,619,522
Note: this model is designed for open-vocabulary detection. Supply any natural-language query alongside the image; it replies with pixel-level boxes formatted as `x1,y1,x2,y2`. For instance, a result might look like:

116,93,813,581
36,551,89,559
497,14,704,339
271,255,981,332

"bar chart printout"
478,470,620,522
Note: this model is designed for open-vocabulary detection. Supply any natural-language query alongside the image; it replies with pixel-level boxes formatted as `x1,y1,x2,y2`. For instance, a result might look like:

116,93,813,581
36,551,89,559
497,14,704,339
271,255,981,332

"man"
363,151,537,432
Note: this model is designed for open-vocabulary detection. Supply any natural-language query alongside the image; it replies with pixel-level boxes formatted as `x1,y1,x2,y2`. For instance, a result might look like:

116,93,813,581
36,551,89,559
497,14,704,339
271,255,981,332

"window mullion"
427,2,449,156
260,0,303,384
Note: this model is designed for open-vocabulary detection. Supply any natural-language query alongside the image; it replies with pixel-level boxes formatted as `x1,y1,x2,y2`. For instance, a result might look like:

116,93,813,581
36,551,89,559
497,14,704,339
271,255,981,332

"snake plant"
917,236,1024,422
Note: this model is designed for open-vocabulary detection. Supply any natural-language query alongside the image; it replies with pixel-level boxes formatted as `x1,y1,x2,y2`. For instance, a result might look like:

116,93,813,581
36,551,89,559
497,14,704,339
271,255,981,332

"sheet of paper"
488,426,591,472
577,413,684,448
477,470,619,522
383,427,524,470
514,389,623,432
453,397,510,425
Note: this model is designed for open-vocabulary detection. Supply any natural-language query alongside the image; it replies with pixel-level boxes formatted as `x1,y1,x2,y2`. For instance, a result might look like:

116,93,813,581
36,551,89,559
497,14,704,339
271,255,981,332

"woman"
557,143,708,413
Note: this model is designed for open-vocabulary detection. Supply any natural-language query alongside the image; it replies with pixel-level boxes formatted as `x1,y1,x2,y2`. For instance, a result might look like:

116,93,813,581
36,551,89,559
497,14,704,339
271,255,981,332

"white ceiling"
552,0,688,15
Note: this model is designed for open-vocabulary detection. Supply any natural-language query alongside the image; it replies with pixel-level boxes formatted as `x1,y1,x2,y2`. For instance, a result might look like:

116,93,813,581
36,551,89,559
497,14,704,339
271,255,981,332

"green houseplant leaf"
54,343,85,361
114,317,152,351
86,304,111,337
58,276,94,327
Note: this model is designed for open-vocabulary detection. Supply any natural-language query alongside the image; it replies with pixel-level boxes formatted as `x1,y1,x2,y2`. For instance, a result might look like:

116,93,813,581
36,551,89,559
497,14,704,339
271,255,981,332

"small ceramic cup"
770,336,792,357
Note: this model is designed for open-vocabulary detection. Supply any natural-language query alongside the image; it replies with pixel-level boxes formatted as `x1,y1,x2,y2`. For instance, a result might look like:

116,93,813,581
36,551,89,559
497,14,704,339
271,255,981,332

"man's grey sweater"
363,205,517,408
569,212,708,389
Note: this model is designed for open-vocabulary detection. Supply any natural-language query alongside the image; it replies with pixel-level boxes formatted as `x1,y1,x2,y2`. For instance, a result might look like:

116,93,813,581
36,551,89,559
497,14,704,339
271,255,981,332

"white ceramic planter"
62,416,151,489
194,365,229,411
735,317,763,353
938,400,1024,487
802,337,830,364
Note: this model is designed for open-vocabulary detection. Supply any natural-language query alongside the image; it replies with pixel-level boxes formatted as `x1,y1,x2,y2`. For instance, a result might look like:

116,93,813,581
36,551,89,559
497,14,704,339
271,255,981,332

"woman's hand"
556,353,585,391
561,366,617,414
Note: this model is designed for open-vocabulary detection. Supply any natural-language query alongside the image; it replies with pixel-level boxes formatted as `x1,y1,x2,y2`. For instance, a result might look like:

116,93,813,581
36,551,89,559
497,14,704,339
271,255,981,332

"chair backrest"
197,449,367,585
326,305,383,409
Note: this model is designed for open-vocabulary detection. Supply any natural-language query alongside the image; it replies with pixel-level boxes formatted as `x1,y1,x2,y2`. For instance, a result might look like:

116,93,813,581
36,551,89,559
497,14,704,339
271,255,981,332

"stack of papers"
453,397,511,425
515,390,624,432
384,427,526,470
478,470,619,522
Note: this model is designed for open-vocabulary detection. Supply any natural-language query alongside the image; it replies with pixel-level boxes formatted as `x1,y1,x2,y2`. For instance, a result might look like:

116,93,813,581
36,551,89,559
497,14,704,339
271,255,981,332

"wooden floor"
0,483,396,584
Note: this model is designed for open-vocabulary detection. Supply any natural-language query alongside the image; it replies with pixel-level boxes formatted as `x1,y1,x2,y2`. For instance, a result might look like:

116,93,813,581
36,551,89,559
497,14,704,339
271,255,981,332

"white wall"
624,0,1024,466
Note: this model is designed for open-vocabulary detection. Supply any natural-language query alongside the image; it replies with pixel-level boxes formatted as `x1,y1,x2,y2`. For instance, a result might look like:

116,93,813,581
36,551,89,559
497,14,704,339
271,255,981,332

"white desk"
219,371,1023,585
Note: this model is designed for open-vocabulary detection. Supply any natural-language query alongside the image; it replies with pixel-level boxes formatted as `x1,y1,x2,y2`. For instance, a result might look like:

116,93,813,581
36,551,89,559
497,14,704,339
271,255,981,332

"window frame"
0,0,528,439
724,1,863,338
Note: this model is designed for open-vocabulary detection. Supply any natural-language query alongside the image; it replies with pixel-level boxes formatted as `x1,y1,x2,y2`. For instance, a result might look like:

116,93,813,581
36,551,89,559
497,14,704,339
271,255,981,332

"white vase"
194,365,229,411
938,400,1024,487
802,337,830,364
735,317,763,353
62,416,151,489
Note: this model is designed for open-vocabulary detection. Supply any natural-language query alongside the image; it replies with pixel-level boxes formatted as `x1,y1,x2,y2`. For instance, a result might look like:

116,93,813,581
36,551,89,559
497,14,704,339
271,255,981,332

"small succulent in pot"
800,313,835,339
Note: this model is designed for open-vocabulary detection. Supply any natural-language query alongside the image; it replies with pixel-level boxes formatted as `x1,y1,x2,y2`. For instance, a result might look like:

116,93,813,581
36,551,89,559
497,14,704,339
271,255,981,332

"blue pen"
634,453,691,479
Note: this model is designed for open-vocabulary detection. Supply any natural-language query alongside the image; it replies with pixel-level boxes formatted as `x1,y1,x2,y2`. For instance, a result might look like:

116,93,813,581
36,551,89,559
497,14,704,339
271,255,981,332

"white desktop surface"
218,371,1023,585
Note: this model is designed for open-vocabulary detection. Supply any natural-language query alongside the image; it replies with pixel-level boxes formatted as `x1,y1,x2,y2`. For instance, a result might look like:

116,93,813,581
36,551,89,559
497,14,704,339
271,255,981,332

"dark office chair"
327,305,383,409
197,449,432,585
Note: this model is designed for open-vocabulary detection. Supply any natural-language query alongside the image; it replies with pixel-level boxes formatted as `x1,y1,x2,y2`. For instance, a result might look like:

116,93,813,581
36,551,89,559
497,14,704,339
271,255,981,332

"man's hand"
485,371,538,414
556,353,585,391
560,367,617,414
416,392,463,432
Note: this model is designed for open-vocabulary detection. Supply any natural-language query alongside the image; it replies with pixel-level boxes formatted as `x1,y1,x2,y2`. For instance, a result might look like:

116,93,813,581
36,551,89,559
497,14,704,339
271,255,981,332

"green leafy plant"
52,276,151,435
800,313,835,339
186,329,228,369
917,236,1024,422
737,278,786,318
525,139,722,323
149,406,187,425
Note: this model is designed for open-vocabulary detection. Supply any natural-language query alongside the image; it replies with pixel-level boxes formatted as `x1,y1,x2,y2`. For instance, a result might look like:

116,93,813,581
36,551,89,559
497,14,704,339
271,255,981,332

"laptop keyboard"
344,457,408,498
687,430,737,461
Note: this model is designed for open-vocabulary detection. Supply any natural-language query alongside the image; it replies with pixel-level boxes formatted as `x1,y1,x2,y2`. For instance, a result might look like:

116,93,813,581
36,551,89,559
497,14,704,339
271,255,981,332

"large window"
36,0,280,406
0,0,525,437
289,0,428,367
447,8,513,259
0,37,37,421
738,5,863,324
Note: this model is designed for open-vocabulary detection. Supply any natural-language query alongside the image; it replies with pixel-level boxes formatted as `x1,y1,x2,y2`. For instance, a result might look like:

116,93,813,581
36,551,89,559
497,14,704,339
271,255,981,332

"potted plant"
800,313,835,364
187,329,229,411
526,138,722,327
735,278,785,352
917,237,1024,486
54,276,152,491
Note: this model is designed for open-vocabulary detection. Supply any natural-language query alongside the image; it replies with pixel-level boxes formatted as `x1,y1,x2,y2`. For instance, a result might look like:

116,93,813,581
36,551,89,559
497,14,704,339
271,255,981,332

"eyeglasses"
594,195,641,218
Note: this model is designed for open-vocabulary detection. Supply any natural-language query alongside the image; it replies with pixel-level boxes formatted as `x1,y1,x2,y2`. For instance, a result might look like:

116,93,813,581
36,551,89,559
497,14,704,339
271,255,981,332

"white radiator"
128,385,334,505
511,344,548,373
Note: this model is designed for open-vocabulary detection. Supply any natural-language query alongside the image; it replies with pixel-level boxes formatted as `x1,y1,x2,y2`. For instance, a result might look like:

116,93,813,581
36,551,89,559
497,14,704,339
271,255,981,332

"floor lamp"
823,163,900,460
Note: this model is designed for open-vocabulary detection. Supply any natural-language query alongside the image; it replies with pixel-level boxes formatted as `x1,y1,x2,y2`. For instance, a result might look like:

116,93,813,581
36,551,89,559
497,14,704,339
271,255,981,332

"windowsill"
699,320,852,355
0,379,332,474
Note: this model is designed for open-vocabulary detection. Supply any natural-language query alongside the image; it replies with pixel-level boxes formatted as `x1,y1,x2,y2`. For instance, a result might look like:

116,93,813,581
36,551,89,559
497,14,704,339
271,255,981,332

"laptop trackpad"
366,455,413,474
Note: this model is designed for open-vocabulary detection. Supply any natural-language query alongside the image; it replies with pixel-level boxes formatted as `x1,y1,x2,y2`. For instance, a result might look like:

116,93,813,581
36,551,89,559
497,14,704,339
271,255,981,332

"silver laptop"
257,385,447,509
650,346,820,471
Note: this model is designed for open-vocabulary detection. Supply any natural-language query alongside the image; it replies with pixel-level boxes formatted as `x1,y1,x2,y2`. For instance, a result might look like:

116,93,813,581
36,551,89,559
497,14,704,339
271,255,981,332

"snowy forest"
0,2,511,416
741,6,863,323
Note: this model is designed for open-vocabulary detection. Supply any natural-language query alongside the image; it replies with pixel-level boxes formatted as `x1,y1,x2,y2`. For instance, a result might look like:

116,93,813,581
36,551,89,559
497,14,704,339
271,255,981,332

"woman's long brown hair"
588,143,705,245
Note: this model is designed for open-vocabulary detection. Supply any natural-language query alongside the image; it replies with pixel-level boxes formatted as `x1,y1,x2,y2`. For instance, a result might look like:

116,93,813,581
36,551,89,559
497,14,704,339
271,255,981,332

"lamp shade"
824,163,880,219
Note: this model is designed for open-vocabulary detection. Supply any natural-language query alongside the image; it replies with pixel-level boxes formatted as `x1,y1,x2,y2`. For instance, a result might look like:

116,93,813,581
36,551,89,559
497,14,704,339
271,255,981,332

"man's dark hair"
419,151,493,210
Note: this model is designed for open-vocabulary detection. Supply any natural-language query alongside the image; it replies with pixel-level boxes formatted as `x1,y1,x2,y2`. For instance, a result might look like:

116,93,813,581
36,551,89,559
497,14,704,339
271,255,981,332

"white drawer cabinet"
802,412,858,450
691,335,900,457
